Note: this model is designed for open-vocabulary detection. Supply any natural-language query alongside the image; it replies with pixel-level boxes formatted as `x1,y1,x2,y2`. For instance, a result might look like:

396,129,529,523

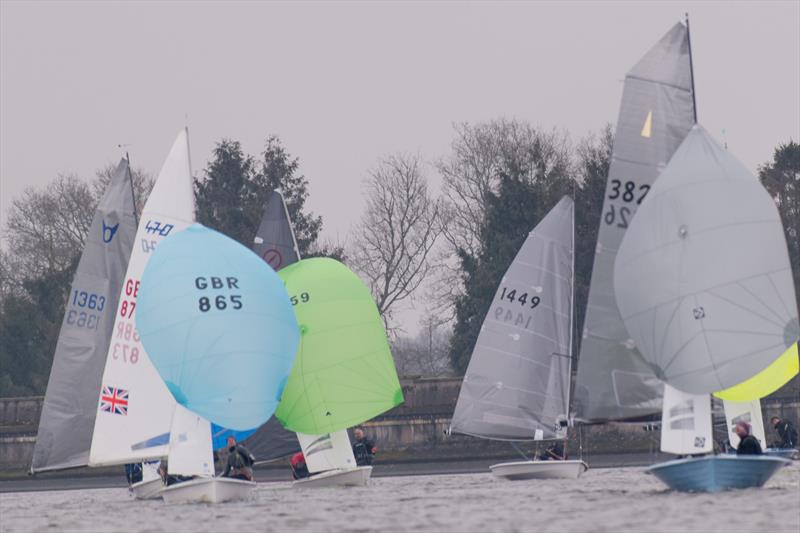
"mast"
685,13,698,124
125,152,140,226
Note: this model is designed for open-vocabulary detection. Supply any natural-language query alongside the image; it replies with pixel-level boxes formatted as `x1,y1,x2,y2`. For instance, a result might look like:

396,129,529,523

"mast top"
685,12,698,123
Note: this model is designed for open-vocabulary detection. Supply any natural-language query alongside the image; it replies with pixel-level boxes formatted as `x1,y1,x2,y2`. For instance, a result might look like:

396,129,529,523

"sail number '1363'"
604,180,650,228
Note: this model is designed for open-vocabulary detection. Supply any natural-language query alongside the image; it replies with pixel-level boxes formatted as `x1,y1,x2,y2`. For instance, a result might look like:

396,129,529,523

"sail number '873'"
195,276,243,312
604,180,650,229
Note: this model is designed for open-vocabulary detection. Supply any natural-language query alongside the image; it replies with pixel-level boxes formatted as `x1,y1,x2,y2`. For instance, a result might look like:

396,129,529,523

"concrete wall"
1,377,798,470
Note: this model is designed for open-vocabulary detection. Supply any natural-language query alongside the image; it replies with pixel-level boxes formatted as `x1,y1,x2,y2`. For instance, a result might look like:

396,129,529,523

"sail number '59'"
290,293,310,305
604,180,650,229
195,276,243,312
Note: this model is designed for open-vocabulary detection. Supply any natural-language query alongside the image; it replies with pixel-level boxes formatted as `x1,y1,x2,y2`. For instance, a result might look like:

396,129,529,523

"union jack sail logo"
100,386,129,416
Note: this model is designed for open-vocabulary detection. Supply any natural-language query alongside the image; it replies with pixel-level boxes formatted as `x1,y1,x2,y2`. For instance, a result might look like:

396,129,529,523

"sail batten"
451,197,574,441
573,22,695,422
31,159,137,473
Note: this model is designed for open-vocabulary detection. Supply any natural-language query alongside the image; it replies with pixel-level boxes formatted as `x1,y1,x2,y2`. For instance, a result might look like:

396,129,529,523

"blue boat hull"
647,455,790,492
723,448,798,459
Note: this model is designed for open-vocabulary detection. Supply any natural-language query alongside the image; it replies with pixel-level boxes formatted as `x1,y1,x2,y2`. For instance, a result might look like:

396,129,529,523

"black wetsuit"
538,441,565,461
223,444,255,480
124,463,143,484
353,438,375,466
774,421,798,448
736,435,763,455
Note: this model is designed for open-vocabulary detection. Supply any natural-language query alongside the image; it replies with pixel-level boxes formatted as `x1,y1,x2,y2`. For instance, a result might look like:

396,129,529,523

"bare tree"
432,119,572,321
391,313,453,376
352,154,442,327
3,166,153,283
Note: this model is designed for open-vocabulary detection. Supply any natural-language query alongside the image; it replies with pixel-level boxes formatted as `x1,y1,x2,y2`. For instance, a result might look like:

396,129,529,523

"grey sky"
2,1,798,330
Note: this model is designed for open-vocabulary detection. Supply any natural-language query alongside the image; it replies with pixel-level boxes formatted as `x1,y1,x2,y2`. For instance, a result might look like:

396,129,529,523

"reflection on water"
1,465,799,533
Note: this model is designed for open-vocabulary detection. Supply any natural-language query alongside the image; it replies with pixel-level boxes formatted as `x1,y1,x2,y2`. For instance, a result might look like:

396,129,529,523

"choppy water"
2,464,799,533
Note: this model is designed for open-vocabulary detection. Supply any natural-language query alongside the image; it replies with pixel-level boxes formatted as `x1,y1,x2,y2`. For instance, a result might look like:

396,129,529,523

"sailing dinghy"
88,129,197,500
274,257,404,487
253,191,366,485
136,223,300,503
31,159,137,475
614,125,798,491
450,197,587,480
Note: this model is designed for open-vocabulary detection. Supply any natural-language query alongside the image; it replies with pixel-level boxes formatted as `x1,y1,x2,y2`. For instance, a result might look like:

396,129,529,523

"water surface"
2,464,798,532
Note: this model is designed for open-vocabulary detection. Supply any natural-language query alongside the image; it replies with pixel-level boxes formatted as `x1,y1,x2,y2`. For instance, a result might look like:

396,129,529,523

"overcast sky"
2,0,798,329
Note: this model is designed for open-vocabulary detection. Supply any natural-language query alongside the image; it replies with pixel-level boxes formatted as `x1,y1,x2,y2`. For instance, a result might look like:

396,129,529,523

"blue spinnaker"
210,424,256,451
136,223,299,430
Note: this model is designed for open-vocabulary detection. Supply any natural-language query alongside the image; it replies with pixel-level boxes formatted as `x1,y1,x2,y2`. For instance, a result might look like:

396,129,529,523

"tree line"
1,122,798,396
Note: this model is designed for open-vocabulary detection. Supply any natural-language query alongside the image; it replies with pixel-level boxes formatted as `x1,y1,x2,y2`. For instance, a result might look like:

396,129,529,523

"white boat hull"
490,460,588,480
293,466,372,487
130,478,163,500
160,477,256,504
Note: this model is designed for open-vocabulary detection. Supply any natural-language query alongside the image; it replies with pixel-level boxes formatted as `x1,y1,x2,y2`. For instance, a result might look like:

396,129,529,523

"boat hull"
130,478,163,500
647,455,790,492
489,460,588,480
724,448,798,460
293,466,372,487
160,477,256,504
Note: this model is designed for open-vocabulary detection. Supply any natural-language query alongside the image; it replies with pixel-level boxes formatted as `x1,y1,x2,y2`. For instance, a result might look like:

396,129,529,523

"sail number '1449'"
494,286,542,329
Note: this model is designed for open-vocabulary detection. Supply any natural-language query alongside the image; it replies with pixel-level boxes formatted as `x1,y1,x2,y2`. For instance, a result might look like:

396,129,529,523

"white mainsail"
89,129,196,466
167,405,214,478
297,432,357,473
659,383,712,455
722,399,766,450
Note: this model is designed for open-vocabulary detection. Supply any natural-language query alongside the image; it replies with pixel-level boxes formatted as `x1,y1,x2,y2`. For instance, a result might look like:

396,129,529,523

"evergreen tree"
195,139,259,245
255,136,323,256
573,127,613,355
759,140,800,311
449,152,573,373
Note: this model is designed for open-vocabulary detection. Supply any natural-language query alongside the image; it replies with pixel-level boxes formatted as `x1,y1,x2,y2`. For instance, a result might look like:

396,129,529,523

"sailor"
538,441,566,461
222,436,255,481
770,416,798,449
290,452,310,480
124,463,143,485
352,427,376,466
734,421,763,455
157,460,194,486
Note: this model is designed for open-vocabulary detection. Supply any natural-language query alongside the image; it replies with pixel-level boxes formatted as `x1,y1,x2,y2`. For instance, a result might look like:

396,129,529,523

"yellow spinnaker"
713,343,799,401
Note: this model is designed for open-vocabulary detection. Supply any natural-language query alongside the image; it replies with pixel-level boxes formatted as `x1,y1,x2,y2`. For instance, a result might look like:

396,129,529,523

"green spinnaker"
275,257,403,435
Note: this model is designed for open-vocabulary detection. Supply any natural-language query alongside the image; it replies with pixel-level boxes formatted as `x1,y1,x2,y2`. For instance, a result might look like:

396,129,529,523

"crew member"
734,421,763,455
222,436,255,481
352,427,376,466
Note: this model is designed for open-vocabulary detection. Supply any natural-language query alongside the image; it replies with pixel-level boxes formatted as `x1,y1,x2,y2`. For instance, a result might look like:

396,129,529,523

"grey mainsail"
573,22,695,421
252,190,300,271
242,190,301,461
451,197,574,440
31,159,137,472
613,126,799,394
